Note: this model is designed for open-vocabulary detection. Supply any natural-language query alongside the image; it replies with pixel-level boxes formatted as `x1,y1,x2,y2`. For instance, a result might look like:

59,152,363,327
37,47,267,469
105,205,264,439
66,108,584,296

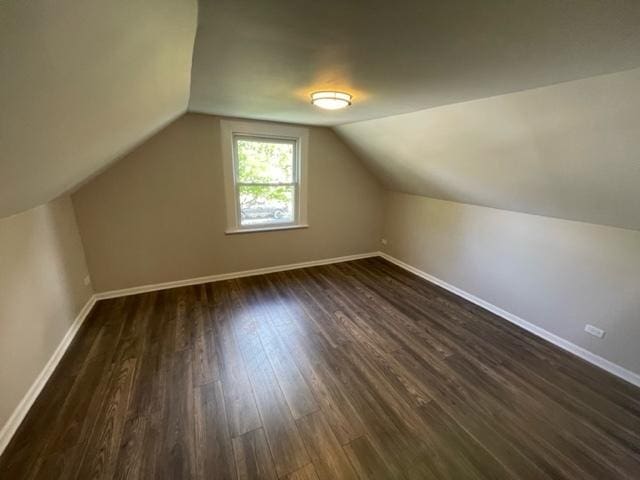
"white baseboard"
0,252,378,457
95,252,379,300
3,249,636,459
0,295,98,456
378,252,640,388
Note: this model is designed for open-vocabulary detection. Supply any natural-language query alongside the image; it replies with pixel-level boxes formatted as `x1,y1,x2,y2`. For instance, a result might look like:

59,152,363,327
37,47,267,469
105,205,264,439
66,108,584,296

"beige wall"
0,195,92,429
72,113,383,292
383,191,640,375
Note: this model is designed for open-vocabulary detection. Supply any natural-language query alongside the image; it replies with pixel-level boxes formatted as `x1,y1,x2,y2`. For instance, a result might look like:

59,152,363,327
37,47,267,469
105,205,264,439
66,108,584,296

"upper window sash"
232,134,298,186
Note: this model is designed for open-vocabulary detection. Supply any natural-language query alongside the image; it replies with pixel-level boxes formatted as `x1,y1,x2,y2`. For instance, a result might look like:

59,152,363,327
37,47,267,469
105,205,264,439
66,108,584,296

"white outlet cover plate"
585,324,605,339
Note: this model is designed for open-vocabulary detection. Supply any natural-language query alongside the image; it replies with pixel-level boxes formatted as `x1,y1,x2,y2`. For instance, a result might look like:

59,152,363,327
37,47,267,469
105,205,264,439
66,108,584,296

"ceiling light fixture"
310,91,352,110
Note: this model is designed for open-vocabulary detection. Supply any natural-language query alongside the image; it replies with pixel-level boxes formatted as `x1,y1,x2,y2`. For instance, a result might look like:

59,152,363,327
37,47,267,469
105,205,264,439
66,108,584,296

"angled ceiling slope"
188,0,640,231
190,0,640,126
0,0,197,218
336,68,640,231
4,0,640,231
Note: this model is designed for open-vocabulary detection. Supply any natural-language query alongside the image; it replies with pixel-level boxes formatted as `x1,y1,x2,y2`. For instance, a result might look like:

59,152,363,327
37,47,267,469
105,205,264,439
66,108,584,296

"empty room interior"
2,1,640,478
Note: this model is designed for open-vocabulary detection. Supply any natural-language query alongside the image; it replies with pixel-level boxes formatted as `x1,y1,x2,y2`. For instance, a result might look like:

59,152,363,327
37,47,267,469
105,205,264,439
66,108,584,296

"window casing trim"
220,119,309,233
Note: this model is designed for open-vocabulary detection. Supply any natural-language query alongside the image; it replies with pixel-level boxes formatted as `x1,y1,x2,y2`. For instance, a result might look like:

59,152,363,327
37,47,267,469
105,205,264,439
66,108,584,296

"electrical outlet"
584,324,605,339
381,238,388,245
83,275,91,287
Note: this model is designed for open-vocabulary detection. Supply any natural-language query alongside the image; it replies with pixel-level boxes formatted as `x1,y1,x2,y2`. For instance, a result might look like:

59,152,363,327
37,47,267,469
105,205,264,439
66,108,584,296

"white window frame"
221,119,309,234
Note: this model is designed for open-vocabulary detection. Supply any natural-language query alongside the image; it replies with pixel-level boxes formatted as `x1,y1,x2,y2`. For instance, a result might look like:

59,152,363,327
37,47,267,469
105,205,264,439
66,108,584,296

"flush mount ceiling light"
310,91,352,110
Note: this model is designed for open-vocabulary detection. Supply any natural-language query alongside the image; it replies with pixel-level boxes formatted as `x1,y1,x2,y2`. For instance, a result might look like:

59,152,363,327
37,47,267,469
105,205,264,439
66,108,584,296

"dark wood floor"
1,258,639,479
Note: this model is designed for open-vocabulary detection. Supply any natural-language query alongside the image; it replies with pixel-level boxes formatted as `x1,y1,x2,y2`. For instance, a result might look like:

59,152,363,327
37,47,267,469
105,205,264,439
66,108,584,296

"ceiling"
0,0,197,218
189,0,640,126
3,0,640,223
336,67,640,231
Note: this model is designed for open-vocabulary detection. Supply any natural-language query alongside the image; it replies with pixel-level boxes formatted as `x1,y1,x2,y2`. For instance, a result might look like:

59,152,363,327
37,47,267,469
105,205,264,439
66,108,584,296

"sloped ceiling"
336,68,640,231
3,0,640,231
0,0,197,218
189,0,640,126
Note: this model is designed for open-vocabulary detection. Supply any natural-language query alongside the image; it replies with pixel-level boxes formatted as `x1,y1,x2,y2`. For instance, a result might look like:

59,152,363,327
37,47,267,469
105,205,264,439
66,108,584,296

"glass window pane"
236,138,294,183
239,185,295,226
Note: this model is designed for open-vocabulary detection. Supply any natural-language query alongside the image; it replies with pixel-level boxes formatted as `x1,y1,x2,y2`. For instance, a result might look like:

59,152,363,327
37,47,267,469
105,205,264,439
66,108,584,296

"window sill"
225,224,309,235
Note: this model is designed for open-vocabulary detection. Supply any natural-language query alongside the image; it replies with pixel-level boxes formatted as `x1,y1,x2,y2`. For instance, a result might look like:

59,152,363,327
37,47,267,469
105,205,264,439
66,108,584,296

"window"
221,120,308,233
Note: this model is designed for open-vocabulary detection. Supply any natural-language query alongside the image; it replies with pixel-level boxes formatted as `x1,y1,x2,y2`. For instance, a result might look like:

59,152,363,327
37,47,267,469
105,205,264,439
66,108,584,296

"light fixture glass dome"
311,91,352,110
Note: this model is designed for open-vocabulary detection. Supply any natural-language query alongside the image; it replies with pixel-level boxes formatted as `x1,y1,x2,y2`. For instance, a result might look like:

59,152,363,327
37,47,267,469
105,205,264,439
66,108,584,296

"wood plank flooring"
1,257,639,479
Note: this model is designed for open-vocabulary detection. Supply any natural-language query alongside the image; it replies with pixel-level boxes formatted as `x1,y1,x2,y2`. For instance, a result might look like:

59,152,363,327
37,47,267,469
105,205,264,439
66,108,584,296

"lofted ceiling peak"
189,0,640,126
3,0,640,226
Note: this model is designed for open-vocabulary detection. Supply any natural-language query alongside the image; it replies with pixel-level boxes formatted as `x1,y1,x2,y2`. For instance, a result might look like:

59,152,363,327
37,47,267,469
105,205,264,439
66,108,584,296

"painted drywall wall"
0,0,197,217
336,67,640,231
0,195,92,430
72,113,383,292
382,191,640,375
